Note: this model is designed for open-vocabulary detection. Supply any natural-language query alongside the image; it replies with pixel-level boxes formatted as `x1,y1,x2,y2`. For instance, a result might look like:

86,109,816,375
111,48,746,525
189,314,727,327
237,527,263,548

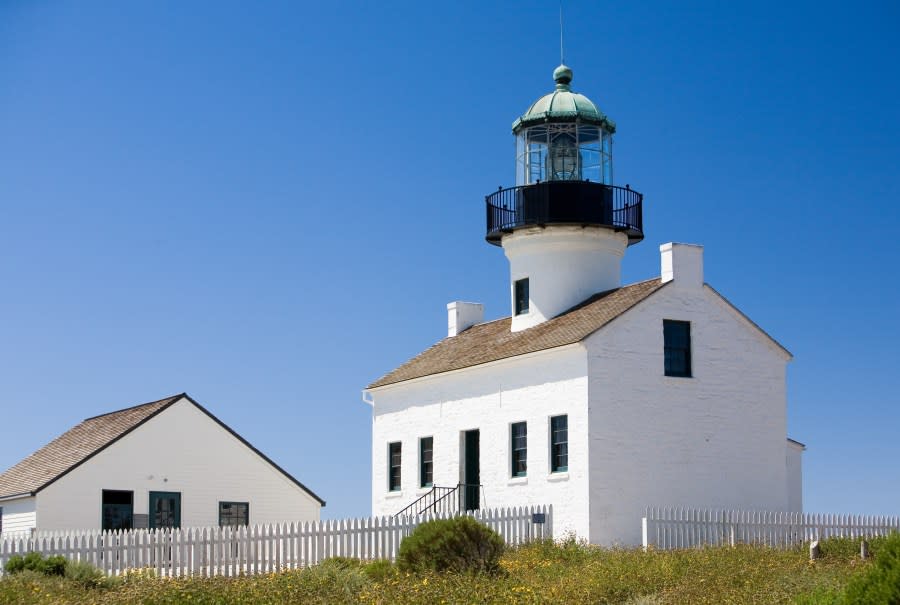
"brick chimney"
660,243,704,287
447,301,484,337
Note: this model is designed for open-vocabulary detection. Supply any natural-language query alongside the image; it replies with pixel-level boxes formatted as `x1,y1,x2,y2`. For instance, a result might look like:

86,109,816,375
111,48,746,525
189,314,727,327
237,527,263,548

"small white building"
0,393,324,534
363,65,804,546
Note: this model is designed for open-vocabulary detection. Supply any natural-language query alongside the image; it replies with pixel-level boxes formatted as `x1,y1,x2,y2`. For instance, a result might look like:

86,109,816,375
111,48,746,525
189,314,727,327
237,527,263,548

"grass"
0,536,888,604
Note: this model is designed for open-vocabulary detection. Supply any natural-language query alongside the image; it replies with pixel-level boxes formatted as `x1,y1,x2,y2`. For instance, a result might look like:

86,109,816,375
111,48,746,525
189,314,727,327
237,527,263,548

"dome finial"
553,64,573,90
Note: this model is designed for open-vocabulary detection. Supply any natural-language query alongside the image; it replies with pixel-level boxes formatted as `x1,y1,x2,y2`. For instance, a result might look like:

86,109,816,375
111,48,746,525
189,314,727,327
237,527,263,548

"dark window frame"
101,489,134,531
664,319,692,378
388,442,402,492
511,422,527,477
550,415,568,473
514,278,530,315
419,437,434,488
218,501,249,527
0,506,3,534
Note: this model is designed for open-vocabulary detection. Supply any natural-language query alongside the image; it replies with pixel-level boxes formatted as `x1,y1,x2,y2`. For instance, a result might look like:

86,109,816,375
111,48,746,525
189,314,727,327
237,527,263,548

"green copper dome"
512,65,615,134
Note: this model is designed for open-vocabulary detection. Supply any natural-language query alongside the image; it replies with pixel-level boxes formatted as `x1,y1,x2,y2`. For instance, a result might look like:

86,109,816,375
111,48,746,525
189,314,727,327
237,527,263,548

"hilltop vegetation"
1,535,896,604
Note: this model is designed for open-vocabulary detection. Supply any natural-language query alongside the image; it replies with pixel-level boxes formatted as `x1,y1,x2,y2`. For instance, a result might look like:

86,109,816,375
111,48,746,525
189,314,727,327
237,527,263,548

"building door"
149,491,181,529
101,490,133,531
463,429,480,511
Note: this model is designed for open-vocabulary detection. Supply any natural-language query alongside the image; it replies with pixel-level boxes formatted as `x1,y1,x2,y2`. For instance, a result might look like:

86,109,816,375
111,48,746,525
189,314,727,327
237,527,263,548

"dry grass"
0,536,884,604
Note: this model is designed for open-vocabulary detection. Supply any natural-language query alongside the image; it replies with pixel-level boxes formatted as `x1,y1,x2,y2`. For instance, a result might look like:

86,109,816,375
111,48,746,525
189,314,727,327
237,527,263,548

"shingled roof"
368,278,668,389
0,394,325,505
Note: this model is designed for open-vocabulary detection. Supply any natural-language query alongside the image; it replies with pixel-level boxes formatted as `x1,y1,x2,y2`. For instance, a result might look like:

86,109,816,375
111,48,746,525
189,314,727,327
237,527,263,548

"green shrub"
65,559,106,588
839,532,900,605
3,552,51,575
42,555,67,576
3,554,26,575
320,556,362,570
22,551,45,573
397,515,505,574
362,558,395,583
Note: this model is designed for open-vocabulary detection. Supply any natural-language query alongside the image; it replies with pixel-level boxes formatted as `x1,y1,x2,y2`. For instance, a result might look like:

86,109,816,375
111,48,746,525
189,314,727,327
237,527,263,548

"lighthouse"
485,65,643,331
366,62,801,545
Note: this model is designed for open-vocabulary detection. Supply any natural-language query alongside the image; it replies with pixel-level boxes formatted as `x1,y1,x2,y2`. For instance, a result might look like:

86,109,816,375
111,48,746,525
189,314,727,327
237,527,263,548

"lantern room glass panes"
516,124,612,185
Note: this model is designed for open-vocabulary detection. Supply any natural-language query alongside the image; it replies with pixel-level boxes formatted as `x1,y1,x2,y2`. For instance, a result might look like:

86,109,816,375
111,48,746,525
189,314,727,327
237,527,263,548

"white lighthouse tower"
485,65,643,331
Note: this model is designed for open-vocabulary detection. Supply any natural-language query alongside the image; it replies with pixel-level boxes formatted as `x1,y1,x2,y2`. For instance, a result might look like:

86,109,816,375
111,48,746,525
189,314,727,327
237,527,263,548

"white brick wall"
369,345,591,538
585,283,792,545
368,258,797,546
36,398,321,531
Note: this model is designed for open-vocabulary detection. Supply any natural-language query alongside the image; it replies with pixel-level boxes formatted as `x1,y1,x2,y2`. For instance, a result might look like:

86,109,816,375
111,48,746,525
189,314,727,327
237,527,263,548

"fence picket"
641,507,899,551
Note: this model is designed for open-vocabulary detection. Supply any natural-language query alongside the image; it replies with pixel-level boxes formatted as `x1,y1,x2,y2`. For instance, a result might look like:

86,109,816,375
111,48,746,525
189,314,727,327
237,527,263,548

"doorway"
462,429,480,511
149,491,181,529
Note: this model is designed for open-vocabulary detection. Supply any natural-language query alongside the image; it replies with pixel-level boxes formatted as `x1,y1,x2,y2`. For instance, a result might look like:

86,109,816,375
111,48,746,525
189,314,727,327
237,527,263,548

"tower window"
664,320,692,377
550,415,568,472
511,422,527,477
514,278,529,315
419,437,433,488
388,442,402,491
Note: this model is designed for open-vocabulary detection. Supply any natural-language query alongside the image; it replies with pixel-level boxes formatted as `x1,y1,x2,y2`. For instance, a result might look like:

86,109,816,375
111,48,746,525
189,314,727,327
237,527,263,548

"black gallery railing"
485,181,644,245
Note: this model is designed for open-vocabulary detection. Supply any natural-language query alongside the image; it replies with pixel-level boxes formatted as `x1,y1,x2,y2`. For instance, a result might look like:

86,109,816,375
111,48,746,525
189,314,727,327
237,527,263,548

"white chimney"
447,301,484,337
660,243,704,287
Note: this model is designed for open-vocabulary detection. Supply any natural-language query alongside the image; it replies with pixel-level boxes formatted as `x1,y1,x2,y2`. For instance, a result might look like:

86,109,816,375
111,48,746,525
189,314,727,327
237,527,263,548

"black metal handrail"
394,483,483,518
485,181,643,245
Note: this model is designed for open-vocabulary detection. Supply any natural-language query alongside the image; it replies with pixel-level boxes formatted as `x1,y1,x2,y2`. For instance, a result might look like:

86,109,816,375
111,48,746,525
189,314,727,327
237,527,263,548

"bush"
65,559,107,589
320,556,362,570
362,559,395,583
839,532,900,605
397,516,505,574
3,555,26,575
42,555,67,576
3,551,54,575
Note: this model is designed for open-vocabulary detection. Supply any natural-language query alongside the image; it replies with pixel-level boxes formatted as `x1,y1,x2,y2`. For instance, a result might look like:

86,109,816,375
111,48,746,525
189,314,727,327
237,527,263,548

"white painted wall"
35,398,321,531
502,226,628,331
368,345,590,538
585,282,792,545
0,497,36,535
786,440,804,512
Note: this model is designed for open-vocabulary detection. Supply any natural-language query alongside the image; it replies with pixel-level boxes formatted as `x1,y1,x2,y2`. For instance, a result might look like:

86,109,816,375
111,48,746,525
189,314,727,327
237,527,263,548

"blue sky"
1,1,898,520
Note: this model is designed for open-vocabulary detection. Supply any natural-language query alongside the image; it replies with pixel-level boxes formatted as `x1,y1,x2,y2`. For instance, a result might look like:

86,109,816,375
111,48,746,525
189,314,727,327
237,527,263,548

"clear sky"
1,1,898,521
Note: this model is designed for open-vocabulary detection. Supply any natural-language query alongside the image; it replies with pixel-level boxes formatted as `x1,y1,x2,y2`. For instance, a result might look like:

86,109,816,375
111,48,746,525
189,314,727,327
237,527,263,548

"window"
219,502,249,527
101,490,134,531
389,442,402,491
550,415,568,472
419,437,433,488
511,422,527,477
514,278,529,315
0,506,3,534
664,320,692,377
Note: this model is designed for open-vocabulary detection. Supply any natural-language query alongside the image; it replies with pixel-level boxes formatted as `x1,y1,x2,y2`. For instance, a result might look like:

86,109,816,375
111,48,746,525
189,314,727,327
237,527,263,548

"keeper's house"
0,393,324,534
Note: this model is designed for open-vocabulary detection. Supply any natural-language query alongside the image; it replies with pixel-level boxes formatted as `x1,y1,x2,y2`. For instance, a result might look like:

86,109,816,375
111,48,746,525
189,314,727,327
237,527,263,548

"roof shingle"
367,278,667,389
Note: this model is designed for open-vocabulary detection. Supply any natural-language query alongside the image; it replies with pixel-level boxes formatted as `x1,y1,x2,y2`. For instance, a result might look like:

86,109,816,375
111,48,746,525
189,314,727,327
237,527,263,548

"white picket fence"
0,505,552,577
642,507,900,550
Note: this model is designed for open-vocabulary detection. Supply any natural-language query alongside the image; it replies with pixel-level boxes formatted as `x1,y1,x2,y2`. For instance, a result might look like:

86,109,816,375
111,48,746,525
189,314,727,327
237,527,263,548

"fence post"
641,515,650,551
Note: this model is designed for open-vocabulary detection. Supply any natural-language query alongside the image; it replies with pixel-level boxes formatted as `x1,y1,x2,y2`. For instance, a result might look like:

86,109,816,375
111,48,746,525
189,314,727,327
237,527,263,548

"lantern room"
485,64,643,247
513,65,614,185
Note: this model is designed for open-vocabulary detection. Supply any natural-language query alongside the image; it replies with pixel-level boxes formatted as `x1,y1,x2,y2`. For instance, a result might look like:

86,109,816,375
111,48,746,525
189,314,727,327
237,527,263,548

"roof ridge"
366,277,666,389
82,393,185,421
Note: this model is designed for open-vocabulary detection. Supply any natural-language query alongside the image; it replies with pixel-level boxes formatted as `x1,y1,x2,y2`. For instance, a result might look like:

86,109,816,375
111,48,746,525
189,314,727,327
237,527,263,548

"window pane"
515,278,529,315
389,442,402,491
420,437,433,487
219,501,249,527
511,422,527,477
550,415,568,472
664,320,692,377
